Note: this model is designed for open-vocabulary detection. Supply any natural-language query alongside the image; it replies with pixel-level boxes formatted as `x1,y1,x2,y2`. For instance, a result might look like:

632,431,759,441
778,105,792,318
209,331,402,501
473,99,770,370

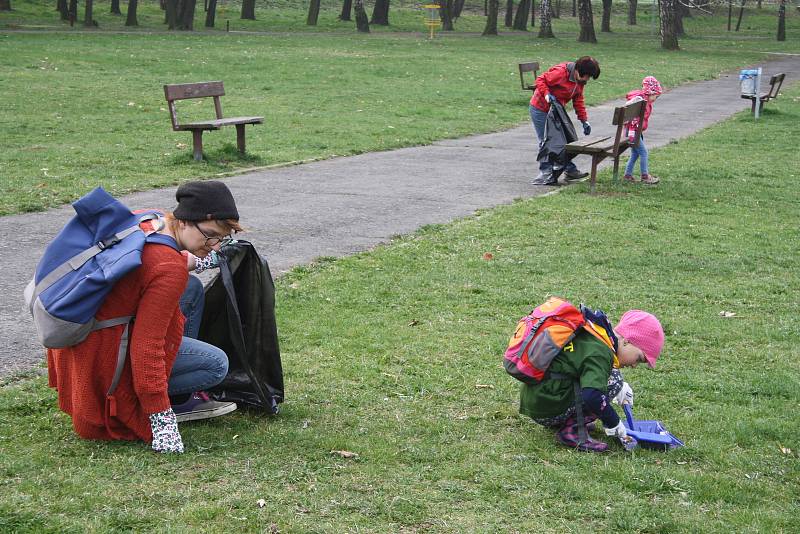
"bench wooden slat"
176,116,264,130
164,81,225,101
518,62,540,91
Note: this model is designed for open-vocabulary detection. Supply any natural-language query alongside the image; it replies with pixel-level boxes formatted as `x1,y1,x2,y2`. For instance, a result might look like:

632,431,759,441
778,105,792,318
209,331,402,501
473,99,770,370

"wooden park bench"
518,62,540,92
164,81,263,161
565,99,646,194
740,72,785,114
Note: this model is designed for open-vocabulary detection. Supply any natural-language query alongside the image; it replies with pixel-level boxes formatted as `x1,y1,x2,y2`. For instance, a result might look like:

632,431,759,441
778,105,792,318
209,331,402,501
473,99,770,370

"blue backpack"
24,187,178,395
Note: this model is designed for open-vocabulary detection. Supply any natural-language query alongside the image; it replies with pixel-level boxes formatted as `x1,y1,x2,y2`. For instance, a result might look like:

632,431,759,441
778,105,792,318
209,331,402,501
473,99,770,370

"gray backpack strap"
548,372,589,447
94,316,134,397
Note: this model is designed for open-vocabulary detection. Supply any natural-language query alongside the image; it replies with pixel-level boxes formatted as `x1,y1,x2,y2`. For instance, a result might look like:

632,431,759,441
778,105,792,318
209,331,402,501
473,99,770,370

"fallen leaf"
719,311,737,318
779,445,792,455
232,434,239,440
302,420,309,429
407,319,419,327
331,450,359,459
256,498,266,508
482,252,493,260
475,384,494,389
176,142,188,149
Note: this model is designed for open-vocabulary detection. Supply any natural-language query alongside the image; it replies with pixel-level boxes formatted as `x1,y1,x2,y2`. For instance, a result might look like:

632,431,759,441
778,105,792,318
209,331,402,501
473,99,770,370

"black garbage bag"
199,240,284,414
536,100,578,181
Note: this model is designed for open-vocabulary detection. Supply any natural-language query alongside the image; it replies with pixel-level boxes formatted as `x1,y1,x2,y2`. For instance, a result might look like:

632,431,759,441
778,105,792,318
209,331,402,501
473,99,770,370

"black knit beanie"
173,180,239,221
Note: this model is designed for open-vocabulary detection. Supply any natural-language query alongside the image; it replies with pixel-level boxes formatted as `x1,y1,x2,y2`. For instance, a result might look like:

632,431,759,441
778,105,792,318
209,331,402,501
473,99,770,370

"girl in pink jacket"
623,76,663,185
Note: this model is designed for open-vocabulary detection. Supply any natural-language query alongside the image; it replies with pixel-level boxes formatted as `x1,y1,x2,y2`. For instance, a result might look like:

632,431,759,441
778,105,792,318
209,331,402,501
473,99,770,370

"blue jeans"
530,105,578,174
168,276,229,396
625,134,649,176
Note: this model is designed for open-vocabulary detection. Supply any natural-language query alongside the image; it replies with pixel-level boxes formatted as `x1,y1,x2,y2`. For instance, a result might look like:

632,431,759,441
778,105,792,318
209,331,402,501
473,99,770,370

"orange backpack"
504,296,615,385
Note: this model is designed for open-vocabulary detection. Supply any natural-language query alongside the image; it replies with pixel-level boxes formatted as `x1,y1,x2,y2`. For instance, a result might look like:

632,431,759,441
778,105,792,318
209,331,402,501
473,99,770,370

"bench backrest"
611,100,646,154
767,73,785,99
518,62,539,91
163,81,226,130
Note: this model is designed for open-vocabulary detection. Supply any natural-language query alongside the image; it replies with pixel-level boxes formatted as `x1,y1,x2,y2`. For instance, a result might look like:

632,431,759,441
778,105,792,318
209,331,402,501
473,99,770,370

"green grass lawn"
1,1,798,215
1,83,798,533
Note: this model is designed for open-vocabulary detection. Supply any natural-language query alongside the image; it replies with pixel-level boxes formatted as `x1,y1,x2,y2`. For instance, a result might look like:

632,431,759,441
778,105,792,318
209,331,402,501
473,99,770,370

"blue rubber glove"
581,121,592,136
547,93,557,104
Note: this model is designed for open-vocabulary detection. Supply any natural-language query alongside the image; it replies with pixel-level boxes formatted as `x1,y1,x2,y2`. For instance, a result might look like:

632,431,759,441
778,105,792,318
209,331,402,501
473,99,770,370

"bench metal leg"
236,124,246,154
191,130,203,161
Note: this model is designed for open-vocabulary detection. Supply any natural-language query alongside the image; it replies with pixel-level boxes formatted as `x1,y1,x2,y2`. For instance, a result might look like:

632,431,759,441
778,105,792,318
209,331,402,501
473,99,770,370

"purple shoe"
172,391,237,423
556,419,609,453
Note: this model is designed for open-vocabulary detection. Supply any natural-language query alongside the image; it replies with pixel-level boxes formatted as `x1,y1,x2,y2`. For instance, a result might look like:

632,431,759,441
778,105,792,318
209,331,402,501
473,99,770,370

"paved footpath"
2,55,798,378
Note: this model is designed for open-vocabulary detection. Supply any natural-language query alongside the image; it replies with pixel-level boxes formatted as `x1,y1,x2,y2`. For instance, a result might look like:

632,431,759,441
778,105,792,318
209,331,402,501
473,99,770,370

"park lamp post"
422,4,441,39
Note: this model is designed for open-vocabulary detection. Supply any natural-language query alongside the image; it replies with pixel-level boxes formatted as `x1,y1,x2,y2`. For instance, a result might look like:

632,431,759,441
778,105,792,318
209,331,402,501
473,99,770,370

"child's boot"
556,417,609,452
641,173,660,185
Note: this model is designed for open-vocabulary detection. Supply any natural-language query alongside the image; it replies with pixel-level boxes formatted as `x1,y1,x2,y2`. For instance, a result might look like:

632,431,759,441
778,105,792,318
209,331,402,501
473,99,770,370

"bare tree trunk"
165,0,177,28
676,0,687,35
178,0,196,30
531,0,536,25
111,0,121,14
354,0,369,32
58,0,69,19
572,0,576,16
69,0,77,24
660,0,679,49
777,0,786,40
339,0,352,20
440,0,454,30
0,0,9,10
240,0,255,20
539,0,554,36
577,0,596,42
513,0,530,29
371,0,390,25
735,0,745,31
553,0,560,17
601,0,611,31
483,0,499,34
126,0,139,25
307,0,321,25
627,0,636,24
205,0,216,27
84,0,94,26
505,0,513,26
453,0,465,18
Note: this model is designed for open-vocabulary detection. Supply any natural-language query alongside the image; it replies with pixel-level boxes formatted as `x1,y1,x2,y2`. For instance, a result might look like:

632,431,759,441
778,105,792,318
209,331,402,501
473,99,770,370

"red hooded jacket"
625,89,654,134
530,62,589,122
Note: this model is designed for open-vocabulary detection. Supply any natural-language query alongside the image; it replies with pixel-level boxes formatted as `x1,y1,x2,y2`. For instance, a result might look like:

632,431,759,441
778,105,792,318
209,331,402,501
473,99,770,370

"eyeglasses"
193,222,232,247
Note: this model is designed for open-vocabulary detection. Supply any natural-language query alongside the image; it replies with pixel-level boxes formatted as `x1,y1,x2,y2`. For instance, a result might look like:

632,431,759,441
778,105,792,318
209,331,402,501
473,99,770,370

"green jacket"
519,329,615,419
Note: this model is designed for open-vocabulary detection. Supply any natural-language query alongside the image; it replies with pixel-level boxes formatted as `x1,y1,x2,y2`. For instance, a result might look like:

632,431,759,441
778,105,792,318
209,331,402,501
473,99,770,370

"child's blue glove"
547,93,557,104
581,121,592,136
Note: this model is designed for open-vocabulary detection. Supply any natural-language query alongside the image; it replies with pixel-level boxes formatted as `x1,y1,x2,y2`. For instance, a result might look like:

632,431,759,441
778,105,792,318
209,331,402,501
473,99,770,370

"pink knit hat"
615,310,665,368
642,76,663,96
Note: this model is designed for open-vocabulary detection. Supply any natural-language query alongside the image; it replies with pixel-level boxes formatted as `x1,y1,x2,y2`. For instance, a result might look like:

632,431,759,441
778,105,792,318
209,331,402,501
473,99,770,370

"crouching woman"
47,181,242,453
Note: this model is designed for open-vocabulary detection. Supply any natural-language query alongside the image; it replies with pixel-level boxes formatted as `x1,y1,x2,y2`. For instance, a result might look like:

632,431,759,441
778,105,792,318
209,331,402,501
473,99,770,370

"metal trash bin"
739,69,759,96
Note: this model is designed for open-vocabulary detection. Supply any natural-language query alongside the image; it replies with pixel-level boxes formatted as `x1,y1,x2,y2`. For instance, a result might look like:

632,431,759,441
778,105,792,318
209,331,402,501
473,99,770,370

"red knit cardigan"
47,242,188,442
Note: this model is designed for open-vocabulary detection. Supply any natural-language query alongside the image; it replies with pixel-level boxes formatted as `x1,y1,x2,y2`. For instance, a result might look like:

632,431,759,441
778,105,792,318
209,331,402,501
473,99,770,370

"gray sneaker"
565,169,589,180
531,172,556,186
172,391,237,423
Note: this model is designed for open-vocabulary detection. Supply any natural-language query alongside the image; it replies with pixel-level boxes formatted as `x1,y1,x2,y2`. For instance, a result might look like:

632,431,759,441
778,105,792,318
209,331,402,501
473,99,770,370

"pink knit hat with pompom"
615,310,665,368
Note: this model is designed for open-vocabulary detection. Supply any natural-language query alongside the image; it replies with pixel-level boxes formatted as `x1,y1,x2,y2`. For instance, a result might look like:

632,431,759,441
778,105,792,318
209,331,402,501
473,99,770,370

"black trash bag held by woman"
199,240,284,414
536,100,579,182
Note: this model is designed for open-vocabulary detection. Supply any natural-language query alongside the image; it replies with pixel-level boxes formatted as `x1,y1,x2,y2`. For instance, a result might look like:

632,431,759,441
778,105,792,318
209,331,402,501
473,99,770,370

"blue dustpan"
622,405,684,450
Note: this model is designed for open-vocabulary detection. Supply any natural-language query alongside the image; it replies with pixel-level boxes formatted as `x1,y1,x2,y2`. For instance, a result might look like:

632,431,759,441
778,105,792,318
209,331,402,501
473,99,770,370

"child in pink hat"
519,306,665,452
622,76,664,185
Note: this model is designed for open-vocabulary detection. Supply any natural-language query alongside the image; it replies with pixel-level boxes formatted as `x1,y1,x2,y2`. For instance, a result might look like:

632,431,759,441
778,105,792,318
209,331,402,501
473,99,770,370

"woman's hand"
149,408,184,453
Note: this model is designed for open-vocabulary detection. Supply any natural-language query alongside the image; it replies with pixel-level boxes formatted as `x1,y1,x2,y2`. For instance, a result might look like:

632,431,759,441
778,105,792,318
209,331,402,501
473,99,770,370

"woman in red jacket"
48,181,242,453
530,56,600,185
